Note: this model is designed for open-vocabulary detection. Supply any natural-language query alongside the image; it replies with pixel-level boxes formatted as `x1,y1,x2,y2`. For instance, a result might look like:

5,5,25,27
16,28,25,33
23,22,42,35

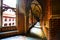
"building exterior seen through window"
2,9,16,27
2,0,16,27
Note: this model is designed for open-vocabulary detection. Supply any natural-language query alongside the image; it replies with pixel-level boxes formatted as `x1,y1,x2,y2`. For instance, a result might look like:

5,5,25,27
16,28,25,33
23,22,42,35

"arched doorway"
26,0,46,38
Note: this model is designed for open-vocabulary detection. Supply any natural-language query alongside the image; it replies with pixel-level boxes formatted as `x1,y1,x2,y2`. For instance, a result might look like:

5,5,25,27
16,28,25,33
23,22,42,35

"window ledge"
0,30,18,34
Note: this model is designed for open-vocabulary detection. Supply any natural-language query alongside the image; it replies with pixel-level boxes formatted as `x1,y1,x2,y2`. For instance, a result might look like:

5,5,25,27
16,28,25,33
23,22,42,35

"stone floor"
30,22,45,38
1,35,41,40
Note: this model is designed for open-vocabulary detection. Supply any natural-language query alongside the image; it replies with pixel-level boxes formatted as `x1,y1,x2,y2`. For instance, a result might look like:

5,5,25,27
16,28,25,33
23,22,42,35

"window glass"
2,0,17,27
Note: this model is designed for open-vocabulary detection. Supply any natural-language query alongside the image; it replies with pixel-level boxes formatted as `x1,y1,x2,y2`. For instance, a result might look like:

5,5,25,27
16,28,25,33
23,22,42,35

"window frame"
0,0,17,32
2,0,17,27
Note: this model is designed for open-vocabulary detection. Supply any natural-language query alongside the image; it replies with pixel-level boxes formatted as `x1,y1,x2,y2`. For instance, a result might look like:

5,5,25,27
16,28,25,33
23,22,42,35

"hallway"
0,0,60,40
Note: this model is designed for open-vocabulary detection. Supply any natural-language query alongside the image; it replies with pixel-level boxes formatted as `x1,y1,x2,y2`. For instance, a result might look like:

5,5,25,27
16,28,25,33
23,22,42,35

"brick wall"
49,19,60,40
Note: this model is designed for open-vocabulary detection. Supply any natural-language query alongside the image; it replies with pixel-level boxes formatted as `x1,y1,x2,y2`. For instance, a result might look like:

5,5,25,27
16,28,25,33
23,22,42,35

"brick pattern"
0,26,17,32
49,19,60,40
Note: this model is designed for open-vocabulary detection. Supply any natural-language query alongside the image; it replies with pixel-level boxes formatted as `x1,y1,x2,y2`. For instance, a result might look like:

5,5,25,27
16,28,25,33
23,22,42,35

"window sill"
0,30,18,34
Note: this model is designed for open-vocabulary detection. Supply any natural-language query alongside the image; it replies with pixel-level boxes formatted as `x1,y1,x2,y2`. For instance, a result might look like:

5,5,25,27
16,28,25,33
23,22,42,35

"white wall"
2,17,16,27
